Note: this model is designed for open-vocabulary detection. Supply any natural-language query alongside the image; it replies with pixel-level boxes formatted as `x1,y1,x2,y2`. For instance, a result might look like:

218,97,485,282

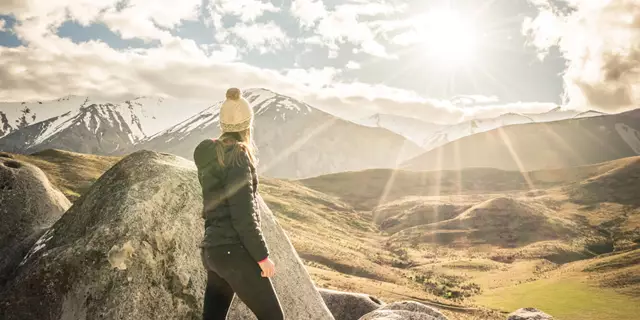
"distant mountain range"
0,89,422,178
0,89,633,177
358,107,607,149
402,108,640,172
0,96,211,154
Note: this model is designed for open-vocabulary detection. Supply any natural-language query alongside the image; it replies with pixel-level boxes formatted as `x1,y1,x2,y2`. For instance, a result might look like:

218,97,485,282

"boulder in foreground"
0,153,70,286
319,288,384,320
0,150,335,320
507,308,553,320
0,151,206,319
360,301,448,320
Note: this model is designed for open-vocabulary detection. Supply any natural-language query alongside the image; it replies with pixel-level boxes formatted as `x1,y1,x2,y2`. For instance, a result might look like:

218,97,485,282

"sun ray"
454,139,462,196
260,117,339,174
538,122,586,165
496,127,536,190
376,140,418,208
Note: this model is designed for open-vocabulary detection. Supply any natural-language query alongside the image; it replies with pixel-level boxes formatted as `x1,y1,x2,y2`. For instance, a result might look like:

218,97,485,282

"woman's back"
193,137,266,260
196,88,283,320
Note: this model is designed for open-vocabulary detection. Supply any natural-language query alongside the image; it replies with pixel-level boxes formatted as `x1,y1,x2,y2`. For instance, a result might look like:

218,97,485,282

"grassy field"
475,277,640,320
9,149,640,320
5,149,121,201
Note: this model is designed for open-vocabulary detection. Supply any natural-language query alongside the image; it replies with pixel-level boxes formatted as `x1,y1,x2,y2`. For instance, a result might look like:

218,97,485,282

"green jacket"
193,139,269,262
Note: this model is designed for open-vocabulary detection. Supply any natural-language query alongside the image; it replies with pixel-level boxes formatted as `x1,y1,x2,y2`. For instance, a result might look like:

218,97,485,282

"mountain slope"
401,109,640,172
357,106,606,151
358,113,446,146
0,96,210,154
136,88,424,179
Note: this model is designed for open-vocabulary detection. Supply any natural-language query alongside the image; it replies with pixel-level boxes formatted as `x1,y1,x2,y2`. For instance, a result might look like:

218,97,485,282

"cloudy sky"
0,0,638,123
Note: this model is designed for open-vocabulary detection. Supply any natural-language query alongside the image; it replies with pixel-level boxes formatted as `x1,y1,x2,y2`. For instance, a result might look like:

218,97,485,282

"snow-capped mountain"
360,106,607,151
0,97,211,154
134,88,424,179
524,106,606,122
358,113,446,146
402,108,640,172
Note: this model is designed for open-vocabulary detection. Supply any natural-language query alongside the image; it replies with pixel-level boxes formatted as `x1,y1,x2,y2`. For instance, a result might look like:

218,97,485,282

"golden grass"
9,149,121,201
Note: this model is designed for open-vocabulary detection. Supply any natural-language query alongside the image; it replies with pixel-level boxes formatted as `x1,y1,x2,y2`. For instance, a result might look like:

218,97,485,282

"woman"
193,88,284,320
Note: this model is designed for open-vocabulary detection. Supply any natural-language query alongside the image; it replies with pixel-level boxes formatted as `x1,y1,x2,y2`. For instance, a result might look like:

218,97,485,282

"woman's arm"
224,152,270,263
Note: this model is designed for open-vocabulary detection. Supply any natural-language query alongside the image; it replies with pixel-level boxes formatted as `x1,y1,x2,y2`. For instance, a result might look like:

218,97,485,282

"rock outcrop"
359,301,448,320
319,288,384,320
0,151,206,320
507,308,553,320
0,150,334,320
0,153,70,286
227,195,334,320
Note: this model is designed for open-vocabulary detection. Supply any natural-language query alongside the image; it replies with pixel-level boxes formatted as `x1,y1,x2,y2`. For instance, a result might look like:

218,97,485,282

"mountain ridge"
401,108,640,172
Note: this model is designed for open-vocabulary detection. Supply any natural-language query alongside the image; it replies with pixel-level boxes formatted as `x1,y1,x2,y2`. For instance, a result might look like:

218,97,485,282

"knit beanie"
219,88,254,132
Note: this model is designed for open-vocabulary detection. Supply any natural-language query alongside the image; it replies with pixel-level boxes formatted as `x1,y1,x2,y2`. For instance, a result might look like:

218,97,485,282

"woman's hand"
258,258,276,278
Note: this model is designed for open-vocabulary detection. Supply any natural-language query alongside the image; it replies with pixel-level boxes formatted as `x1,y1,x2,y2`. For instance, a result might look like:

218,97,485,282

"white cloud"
451,95,500,107
346,61,361,69
230,22,290,53
0,0,559,126
524,0,640,111
0,19,5,32
0,0,203,42
391,30,420,46
291,0,327,28
305,1,401,59
203,44,239,62
210,0,280,22
285,67,340,89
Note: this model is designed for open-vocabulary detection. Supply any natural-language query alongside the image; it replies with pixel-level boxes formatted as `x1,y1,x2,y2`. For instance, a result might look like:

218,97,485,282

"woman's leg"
202,250,235,320
207,245,285,320
227,268,284,320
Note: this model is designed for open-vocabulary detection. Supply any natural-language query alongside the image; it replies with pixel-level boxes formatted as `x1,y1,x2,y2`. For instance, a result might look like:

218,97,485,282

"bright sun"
417,9,478,66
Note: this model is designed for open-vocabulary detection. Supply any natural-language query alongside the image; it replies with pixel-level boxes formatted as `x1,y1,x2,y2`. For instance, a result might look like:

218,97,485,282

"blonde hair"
215,127,258,168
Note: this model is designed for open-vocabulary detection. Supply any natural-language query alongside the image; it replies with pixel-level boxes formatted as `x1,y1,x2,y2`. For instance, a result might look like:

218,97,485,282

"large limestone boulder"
360,301,448,320
0,153,71,286
227,196,335,320
0,151,206,320
319,288,384,320
507,308,553,320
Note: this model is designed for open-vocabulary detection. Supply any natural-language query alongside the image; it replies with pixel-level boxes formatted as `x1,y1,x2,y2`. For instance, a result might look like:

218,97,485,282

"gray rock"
0,154,70,286
360,301,448,320
227,196,335,320
360,310,438,320
507,308,553,320
0,150,334,320
319,288,384,320
0,151,207,320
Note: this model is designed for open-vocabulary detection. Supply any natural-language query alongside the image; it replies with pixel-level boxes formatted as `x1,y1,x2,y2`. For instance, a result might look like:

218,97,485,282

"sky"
0,0,638,124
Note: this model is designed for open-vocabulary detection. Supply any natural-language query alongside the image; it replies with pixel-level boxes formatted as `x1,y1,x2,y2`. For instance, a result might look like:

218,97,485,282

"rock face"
226,195,335,320
507,308,553,320
0,153,70,286
319,288,383,320
0,150,334,320
359,301,448,320
0,151,206,320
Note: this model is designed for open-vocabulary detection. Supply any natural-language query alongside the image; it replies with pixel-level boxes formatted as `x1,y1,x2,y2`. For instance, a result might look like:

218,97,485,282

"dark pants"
201,244,285,320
